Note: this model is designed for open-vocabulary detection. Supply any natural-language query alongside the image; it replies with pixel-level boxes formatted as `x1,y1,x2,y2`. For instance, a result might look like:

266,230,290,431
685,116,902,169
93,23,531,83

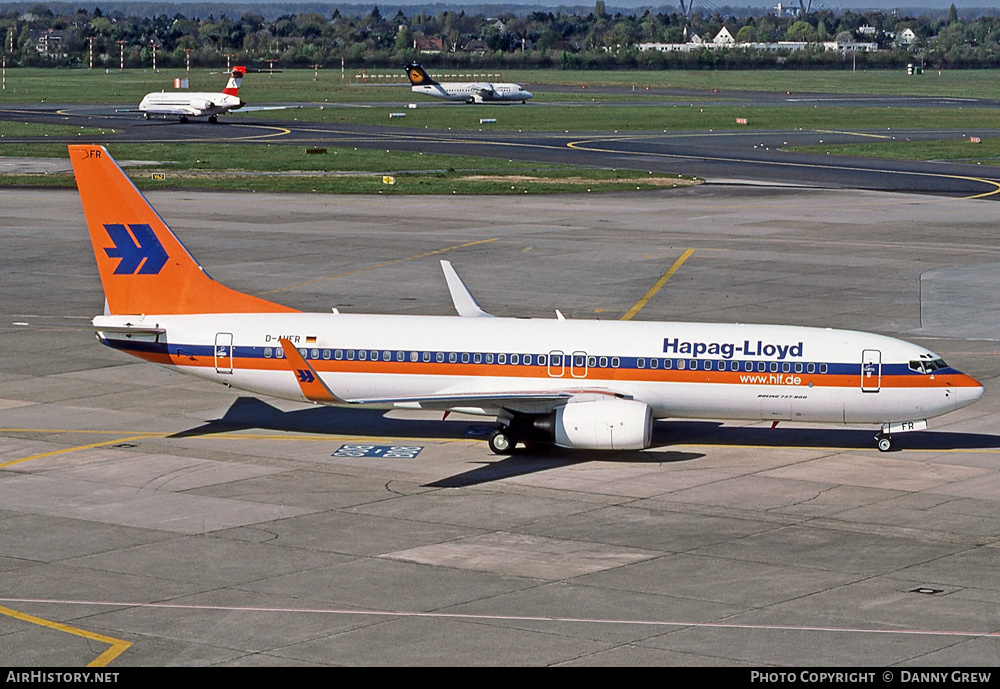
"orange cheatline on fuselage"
69,145,298,316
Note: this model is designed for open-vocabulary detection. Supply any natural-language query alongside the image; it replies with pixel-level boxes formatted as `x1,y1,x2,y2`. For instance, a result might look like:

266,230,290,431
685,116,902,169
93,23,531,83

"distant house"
638,30,877,54
713,27,735,45
897,28,917,46
463,38,488,54
32,29,66,58
414,36,444,54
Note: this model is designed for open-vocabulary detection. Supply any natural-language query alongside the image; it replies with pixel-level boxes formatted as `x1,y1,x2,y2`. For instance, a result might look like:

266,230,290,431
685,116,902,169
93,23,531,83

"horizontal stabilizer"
93,325,166,335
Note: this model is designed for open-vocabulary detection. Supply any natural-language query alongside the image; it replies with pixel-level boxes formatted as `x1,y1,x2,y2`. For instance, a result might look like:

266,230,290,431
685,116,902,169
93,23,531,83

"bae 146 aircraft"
138,66,247,123
404,63,533,103
70,145,983,454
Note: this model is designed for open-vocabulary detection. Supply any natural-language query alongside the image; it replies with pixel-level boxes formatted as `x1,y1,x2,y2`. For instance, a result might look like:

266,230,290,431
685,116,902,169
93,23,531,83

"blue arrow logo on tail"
296,369,315,384
104,224,169,275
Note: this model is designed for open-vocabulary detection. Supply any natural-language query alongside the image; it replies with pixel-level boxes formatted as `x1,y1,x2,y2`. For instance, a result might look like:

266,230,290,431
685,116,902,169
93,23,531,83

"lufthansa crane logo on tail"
103,223,168,275
407,67,424,84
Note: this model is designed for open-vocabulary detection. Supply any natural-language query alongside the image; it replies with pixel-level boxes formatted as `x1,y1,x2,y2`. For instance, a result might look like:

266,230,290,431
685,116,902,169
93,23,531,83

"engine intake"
552,397,652,450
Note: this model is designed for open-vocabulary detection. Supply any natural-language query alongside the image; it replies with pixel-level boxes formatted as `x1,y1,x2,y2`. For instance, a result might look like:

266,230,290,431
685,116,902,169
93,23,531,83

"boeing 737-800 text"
70,145,983,454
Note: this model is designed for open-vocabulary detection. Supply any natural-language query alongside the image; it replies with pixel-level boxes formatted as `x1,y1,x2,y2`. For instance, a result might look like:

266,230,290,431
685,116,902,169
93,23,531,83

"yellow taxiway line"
0,604,131,667
620,249,695,321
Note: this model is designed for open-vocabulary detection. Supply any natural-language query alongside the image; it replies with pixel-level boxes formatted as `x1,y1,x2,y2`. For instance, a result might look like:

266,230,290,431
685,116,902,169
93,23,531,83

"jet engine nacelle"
553,397,652,450
193,99,215,112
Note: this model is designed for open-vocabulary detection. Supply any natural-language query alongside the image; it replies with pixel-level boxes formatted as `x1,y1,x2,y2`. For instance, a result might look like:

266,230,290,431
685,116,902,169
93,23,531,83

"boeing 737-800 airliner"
69,145,983,454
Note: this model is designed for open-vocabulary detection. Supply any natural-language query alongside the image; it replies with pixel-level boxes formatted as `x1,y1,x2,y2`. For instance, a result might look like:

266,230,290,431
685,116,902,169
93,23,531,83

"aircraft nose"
955,374,985,408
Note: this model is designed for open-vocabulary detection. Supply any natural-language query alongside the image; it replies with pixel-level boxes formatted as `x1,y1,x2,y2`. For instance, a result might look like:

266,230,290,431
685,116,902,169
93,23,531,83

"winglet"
441,260,493,317
278,338,347,405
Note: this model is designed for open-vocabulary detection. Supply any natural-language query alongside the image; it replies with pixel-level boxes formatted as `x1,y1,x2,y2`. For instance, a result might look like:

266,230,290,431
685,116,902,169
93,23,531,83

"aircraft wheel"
488,428,515,455
179,116,189,124
208,115,218,123
877,434,893,452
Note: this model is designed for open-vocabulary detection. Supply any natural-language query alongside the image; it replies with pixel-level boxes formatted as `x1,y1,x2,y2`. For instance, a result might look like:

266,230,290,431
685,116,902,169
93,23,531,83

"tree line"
3,2,1000,70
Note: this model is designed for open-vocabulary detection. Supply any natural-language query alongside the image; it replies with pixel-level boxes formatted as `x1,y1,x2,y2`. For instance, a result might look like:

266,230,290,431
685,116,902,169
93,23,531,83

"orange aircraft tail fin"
69,145,298,315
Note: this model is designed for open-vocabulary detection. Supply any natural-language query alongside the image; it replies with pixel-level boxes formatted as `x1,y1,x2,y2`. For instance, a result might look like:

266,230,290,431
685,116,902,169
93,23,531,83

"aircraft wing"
278,338,627,412
236,105,301,113
472,82,497,98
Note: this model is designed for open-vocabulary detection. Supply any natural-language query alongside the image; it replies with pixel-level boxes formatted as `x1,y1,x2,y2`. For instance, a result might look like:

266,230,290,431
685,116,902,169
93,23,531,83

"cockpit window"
908,358,948,374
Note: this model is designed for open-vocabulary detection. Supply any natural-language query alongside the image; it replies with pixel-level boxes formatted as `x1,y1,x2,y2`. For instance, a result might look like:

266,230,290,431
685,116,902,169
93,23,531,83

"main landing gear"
875,433,893,452
488,428,515,455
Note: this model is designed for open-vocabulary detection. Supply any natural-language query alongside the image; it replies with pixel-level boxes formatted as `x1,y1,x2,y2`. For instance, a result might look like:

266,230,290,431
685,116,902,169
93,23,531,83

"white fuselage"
94,312,983,426
411,82,533,103
138,91,243,117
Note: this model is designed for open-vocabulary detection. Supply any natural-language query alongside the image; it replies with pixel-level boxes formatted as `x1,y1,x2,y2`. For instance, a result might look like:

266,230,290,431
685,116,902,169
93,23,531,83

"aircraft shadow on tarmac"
169,397,1000,487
